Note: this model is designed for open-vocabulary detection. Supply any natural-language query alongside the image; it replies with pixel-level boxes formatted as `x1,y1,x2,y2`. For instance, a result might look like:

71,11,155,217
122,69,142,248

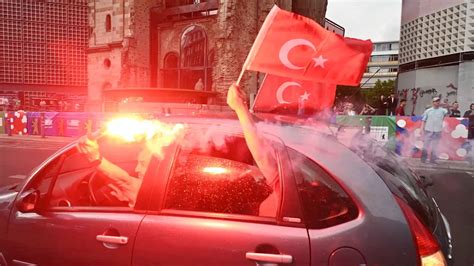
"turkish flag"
252,74,336,114
243,5,372,86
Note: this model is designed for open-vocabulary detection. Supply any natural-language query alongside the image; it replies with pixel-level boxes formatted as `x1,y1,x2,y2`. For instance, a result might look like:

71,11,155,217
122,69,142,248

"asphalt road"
0,138,70,187
0,137,473,265
416,168,474,266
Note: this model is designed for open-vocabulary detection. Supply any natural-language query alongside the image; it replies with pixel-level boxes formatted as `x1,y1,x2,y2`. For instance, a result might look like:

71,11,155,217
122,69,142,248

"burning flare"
101,117,186,158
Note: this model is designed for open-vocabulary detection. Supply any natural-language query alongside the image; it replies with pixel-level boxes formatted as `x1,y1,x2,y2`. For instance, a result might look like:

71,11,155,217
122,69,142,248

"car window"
163,132,277,217
341,134,437,231
369,158,437,231
30,137,148,209
288,148,359,229
28,154,64,200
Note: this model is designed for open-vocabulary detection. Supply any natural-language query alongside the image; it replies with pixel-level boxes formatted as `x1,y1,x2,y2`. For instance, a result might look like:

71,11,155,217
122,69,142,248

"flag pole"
236,68,246,86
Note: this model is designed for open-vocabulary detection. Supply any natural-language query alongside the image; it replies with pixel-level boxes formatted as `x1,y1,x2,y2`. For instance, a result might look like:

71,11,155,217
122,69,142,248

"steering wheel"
88,171,128,207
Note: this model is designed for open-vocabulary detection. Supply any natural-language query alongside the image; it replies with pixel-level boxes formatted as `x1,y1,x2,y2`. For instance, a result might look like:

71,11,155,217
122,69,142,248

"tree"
361,79,395,107
335,85,364,110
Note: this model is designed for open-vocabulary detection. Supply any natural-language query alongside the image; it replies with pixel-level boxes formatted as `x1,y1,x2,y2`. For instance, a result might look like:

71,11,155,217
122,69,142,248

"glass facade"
0,0,88,86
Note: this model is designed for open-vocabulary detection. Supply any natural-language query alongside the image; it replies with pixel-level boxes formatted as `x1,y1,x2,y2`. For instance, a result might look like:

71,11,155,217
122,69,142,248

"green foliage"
361,79,396,107
336,85,364,105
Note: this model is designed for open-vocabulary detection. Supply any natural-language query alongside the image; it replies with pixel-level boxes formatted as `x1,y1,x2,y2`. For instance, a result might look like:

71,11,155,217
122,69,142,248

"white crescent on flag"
276,81,302,104
278,39,316,70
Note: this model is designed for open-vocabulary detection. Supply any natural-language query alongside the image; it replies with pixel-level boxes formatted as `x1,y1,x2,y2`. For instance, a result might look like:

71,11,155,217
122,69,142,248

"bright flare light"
104,117,185,143
203,167,228,175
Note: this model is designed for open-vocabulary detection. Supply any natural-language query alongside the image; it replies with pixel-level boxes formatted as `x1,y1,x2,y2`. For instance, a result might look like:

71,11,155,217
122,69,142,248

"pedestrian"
377,95,388,115
420,97,448,164
194,78,204,91
387,93,398,116
395,99,407,116
39,99,46,111
463,103,474,139
449,101,461,117
344,103,356,116
463,103,474,118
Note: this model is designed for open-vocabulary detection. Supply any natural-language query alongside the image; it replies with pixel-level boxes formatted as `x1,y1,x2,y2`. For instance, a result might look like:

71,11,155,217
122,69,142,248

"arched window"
179,25,209,90
163,52,179,88
164,53,179,68
105,14,112,32
101,82,112,100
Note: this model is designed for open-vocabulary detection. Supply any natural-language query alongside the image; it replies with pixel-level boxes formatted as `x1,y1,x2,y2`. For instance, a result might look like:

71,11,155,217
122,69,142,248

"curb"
0,134,76,143
405,159,473,171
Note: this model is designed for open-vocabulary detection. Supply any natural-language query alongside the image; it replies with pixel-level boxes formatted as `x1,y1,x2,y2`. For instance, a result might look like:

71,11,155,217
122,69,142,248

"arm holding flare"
77,131,142,206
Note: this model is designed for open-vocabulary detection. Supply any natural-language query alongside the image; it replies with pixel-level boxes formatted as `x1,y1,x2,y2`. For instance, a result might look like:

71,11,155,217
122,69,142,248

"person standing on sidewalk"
449,101,461,117
395,99,407,116
464,103,474,139
420,97,448,164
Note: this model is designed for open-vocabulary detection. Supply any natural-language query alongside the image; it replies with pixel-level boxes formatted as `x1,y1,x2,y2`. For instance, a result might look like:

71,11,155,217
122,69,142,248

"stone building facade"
87,0,327,111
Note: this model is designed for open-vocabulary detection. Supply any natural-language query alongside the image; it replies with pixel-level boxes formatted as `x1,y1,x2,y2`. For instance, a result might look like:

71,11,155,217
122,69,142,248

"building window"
179,25,210,90
162,52,179,88
160,26,214,91
105,14,112,32
390,43,399,50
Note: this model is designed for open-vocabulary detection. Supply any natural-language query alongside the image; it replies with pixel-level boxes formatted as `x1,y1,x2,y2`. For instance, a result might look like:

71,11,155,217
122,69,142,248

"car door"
5,138,158,266
133,129,310,265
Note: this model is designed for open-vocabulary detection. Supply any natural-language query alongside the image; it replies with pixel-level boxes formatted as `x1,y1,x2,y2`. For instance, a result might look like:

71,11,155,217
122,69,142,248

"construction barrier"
336,115,397,143
0,112,5,134
396,116,470,161
26,112,107,137
4,111,28,135
1,112,471,161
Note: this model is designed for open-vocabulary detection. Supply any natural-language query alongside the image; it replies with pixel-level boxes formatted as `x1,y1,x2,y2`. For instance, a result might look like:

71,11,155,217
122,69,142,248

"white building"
398,0,474,115
361,41,399,88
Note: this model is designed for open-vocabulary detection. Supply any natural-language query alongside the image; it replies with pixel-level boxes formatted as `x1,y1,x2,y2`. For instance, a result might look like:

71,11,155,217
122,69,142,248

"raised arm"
227,83,278,185
77,136,142,205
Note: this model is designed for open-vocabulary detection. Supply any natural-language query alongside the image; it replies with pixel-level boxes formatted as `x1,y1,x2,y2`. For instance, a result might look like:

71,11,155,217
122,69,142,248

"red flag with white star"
243,5,372,86
252,74,336,114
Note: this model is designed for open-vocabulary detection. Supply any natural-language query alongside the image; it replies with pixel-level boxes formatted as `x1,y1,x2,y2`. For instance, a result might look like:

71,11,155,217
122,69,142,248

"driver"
77,136,151,207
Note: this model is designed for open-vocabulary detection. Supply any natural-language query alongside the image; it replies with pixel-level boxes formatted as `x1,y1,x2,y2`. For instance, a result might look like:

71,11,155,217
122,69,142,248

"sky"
325,0,402,42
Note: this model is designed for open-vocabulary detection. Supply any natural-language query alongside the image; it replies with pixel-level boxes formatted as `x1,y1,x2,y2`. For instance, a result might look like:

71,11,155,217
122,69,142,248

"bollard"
40,112,45,138
5,114,12,136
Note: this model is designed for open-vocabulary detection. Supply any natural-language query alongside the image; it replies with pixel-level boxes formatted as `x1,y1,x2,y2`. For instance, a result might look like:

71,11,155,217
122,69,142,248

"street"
0,137,473,265
417,168,474,266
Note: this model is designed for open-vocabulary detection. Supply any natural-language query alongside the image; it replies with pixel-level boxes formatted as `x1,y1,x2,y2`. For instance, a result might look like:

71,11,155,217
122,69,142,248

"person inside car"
227,83,280,216
77,136,151,207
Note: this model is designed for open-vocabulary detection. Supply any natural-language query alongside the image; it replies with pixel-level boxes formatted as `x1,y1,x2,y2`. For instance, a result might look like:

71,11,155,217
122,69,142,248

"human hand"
77,135,101,163
227,83,248,112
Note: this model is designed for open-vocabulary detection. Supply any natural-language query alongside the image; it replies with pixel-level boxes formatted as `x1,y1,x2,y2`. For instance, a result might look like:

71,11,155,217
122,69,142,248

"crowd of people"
0,98,84,112
334,94,473,119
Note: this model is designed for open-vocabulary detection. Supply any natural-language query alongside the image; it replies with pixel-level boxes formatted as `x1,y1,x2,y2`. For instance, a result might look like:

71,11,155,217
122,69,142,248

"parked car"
0,114,452,265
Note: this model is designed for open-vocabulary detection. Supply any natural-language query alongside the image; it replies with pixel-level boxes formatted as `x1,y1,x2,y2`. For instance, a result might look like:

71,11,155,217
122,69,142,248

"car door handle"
246,252,293,264
96,235,128,245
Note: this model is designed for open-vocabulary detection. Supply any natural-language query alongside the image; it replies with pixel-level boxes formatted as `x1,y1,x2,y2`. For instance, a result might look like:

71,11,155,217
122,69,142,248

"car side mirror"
16,190,40,213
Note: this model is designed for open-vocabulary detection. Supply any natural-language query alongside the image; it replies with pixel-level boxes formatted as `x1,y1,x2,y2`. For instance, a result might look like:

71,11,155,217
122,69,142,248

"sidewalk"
404,157,473,171
0,134,76,143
